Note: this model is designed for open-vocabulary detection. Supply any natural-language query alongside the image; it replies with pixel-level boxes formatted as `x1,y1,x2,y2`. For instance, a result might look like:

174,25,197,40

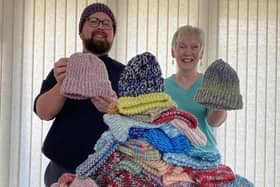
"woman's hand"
207,109,227,127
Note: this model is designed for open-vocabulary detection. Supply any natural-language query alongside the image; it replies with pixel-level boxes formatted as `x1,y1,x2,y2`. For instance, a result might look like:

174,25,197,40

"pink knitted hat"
50,175,98,187
61,52,114,99
169,119,207,146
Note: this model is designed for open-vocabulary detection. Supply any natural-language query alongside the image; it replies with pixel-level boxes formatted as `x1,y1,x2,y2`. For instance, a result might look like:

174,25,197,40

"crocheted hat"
61,52,114,99
195,59,243,110
79,3,116,34
118,52,164,97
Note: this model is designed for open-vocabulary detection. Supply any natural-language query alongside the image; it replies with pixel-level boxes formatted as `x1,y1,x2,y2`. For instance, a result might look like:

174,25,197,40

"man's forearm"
36,83,66,120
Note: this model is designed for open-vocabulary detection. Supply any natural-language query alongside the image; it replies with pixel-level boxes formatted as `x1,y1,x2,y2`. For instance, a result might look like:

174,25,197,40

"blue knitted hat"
118,52,164,97
143,128,190,153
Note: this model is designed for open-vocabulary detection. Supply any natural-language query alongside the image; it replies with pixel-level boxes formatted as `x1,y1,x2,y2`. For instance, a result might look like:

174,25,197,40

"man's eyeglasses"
86,17,113,30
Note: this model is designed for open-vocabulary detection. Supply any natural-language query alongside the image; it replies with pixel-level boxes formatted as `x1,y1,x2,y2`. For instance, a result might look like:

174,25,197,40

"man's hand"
91,91,118,113
54,58,68,84
57,173,76,186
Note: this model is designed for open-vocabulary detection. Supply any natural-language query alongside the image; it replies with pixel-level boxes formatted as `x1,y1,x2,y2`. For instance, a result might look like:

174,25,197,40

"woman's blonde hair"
171,25,205,50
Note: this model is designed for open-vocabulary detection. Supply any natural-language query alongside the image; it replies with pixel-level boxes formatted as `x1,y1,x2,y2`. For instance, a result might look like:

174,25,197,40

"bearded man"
33,3,125,187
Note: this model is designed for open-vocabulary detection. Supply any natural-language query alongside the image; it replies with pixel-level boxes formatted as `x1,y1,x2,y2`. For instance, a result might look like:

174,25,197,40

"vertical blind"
0,0,279,186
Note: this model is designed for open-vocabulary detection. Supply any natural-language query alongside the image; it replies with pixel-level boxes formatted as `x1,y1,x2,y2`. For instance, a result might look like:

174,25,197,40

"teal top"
164,75,220,155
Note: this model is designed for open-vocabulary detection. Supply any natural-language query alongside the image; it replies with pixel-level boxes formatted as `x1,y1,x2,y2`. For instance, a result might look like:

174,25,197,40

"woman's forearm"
207,109,227,127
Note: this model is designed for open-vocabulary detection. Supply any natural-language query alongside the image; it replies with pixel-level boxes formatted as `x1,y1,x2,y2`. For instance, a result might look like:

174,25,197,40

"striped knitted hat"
61,52,114,99
79,3,116,34
195,59,243,110
153,108,198,129
118,52,164,97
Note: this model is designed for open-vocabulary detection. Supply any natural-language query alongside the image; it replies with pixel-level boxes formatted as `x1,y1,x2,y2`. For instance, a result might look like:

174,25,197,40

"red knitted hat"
61,52,114,99
153,108,198,128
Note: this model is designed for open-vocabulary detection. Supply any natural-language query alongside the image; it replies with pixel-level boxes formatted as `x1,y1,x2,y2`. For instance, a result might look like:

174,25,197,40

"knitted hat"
184,164,236,187
61,52,114,99
51,176,99,187
169,119,207,146
153,108,198,129
95,166,158,187
79,3,116,34
103,114,165,143
117,92,173,115
162,169,194,186
76,136,118,178
143,128,191,153
195,59,243,110
118,52,164,97
130,157,171,176
163,152,221,170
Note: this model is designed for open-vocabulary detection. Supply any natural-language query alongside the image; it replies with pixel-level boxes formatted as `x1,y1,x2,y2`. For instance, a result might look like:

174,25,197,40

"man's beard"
84,32,112,55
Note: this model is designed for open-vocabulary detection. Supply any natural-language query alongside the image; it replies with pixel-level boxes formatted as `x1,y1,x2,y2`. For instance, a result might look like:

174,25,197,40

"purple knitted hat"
61,52,114,99
79,3,116,34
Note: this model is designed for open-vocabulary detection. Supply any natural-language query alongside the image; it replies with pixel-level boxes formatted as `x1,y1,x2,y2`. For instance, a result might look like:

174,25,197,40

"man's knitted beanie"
61,52,114,99
118,52,164,97
195,59,243,110
79,3,116,34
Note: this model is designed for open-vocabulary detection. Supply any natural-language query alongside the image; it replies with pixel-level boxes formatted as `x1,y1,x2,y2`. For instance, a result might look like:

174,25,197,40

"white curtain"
0,0,279,186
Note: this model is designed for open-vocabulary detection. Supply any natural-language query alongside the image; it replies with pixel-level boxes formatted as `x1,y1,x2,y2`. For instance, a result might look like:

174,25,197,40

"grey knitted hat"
60,52,114,99
195,59,243,110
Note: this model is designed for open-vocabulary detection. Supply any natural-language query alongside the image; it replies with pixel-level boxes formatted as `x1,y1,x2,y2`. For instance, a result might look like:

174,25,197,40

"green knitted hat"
195,59,243,110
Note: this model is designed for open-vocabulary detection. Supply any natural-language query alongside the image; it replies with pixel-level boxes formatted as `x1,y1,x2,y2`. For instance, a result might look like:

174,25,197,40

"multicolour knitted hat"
118,52,164,97
153,108,198,129
79,3,116,34
60,52,114,99
184,164,235,187
195,59,243,110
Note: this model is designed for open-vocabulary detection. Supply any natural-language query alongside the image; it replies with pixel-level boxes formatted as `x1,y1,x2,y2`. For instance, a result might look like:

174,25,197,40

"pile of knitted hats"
60,52,115,99
52,53,254,187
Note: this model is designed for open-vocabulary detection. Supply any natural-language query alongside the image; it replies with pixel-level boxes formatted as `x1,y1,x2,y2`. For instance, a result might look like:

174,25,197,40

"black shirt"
33,55,125,170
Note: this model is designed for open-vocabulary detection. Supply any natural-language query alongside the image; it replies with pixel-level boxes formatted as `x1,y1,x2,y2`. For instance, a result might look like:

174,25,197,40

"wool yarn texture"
79,2,116,34
61,52,114,99
118,52,164,97
62,53,254,187
117,92,174,115
51,176,98,187
195,59,243,110
184,164,235,187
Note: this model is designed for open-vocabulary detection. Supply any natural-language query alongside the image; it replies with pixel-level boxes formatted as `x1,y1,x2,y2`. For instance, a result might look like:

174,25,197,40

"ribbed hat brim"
195,88,243,110
61,79,113,99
